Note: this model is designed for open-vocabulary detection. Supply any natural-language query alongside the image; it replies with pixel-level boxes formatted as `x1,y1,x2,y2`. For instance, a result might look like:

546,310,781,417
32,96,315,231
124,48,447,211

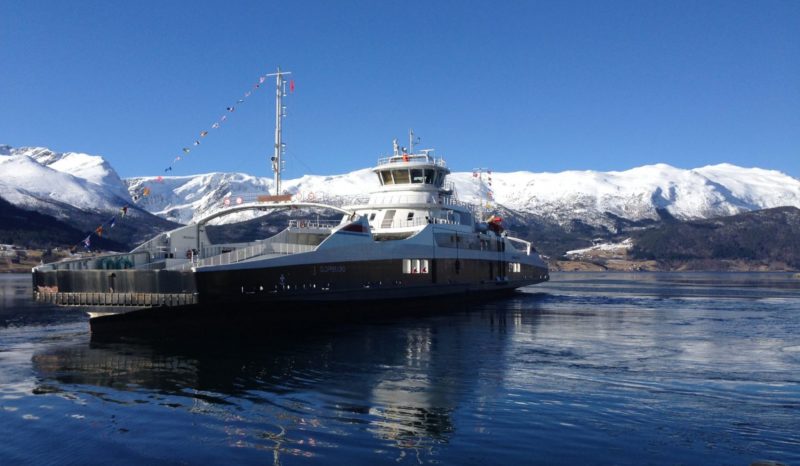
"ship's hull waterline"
33,256,548,331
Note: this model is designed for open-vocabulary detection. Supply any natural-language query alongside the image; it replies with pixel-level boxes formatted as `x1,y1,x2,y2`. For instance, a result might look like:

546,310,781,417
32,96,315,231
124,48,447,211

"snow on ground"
566,238,634,257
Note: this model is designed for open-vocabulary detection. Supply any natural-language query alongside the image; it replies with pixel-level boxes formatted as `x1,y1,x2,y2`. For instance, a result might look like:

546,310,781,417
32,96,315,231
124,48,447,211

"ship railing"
376,153,446,167
219,193,294,206
192,240,317,268
136,261,168,270
271,242,317,255
220,191,369,209
325,194,370,207
505,235,532,255
439,195,475,210
362,193,475,211
194,243,268,268
287,219,340,229
379,217,463,230
35,251,153,272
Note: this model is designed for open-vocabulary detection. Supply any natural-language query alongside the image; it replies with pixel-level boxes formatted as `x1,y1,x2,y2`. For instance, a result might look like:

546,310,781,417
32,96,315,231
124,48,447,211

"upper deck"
376,151,447,168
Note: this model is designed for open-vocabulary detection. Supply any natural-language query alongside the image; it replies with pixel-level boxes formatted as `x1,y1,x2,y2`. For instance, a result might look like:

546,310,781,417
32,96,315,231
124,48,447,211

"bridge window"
424,169,434,184
380,170,393,185
435,171,444,187
411,169,424,183
392,169,410,184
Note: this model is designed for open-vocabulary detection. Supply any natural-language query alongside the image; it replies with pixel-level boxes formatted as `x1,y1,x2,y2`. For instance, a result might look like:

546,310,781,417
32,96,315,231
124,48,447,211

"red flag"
290,80,295,93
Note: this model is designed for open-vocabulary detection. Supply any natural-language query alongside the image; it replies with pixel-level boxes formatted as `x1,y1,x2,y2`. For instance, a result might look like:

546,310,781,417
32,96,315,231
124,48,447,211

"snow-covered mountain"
465,163,800,231
0,145,132,219
125,169,376,224
3,144,800,235
127,162,800,231
3,145,130,200
0,145,177,246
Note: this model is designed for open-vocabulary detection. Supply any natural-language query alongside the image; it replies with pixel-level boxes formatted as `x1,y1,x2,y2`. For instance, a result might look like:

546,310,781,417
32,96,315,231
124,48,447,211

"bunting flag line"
158,70,290,175
71,70,293,253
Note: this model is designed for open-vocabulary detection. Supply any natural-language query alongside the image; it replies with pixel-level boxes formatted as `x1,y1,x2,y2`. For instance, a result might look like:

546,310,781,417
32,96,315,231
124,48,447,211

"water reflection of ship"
31,303,544,459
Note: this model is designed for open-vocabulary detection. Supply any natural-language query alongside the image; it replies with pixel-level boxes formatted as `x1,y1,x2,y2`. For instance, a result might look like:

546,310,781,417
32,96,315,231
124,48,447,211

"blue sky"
2,0,798,179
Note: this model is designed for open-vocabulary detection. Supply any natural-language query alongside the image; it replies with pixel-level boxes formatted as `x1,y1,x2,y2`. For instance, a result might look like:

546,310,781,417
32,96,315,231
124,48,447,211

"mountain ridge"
2,144,799,264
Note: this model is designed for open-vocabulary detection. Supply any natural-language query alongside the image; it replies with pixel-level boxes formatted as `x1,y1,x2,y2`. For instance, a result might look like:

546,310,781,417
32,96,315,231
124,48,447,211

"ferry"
32,71,549,331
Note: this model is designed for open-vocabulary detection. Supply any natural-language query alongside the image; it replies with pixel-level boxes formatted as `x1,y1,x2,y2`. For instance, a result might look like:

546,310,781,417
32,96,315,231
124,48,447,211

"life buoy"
299,220,306,228
307,192,315,201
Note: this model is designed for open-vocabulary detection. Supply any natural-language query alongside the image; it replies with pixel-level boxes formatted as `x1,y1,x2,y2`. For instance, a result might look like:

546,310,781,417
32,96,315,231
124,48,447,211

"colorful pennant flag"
69,70,294,254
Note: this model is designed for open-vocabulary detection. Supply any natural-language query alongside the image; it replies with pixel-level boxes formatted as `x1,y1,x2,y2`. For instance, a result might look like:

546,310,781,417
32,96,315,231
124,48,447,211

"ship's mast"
267,68,291,195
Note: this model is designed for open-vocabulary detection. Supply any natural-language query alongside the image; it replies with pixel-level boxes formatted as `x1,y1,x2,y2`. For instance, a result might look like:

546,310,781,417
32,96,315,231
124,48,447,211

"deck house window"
392,169,410,184
402,259,429,274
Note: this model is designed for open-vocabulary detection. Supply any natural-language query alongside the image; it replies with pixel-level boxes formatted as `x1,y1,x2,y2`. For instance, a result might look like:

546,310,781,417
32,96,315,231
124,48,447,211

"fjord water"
1,273,798,465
